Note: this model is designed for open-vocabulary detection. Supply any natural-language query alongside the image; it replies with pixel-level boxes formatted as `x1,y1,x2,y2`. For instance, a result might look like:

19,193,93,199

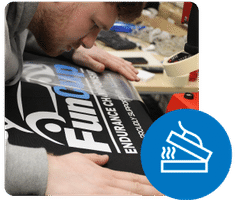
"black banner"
5,54,152,175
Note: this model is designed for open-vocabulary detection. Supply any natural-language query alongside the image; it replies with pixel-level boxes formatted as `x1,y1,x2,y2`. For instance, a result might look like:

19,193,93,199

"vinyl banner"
5,54,152,175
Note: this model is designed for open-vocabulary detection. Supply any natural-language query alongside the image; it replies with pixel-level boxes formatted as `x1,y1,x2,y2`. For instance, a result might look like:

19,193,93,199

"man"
5,2,162,196
6,2,141,86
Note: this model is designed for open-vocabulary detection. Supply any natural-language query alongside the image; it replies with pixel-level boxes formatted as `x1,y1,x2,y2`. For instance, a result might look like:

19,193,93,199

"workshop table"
96,34,199,95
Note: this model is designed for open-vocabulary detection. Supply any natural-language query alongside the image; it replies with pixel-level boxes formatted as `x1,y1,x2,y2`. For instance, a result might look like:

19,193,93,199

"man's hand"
72,45,140,82
46,152,163,196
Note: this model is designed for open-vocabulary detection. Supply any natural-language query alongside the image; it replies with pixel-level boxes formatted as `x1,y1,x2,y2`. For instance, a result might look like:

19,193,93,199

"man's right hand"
46,152,163,196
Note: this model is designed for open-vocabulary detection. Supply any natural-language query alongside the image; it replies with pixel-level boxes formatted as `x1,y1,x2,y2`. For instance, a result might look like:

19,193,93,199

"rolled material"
163,51,199,87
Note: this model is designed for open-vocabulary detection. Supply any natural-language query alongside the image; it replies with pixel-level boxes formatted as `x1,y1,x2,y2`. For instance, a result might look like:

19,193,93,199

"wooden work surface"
131,72,199,94
132,15,187,36
96,18,199,94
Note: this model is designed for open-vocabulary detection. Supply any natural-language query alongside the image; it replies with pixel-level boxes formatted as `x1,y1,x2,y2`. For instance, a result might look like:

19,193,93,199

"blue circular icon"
141,109,232,199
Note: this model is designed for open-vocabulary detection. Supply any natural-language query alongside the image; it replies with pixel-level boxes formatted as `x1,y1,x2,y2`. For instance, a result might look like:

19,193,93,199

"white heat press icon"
161,121,213,173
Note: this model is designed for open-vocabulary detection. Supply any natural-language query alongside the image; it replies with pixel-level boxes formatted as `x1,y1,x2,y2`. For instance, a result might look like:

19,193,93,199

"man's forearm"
5,141,48,195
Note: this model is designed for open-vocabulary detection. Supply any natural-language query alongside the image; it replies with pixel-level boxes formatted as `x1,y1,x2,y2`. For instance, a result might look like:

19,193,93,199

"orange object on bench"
166,92,199,113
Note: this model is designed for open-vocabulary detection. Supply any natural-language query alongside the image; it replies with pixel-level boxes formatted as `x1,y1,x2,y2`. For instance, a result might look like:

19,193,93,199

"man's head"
28,2,144,57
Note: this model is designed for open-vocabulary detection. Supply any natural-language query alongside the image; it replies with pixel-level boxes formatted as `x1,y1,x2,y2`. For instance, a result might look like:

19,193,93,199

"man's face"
34,2,118,57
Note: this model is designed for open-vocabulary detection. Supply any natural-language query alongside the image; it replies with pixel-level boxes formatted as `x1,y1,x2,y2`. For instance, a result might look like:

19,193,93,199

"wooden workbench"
96,17,199,94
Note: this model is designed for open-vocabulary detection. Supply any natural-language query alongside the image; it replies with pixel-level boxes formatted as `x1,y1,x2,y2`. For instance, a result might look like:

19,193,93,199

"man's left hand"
72,45,140,82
